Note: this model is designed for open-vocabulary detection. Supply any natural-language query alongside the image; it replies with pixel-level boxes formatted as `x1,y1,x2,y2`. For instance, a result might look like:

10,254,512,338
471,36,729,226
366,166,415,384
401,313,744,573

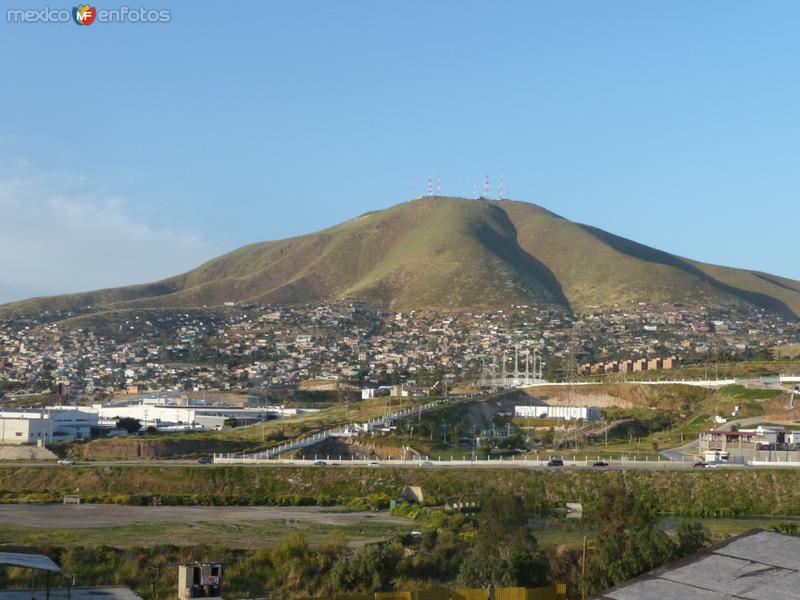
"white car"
57,459,75,466
367,461,382,467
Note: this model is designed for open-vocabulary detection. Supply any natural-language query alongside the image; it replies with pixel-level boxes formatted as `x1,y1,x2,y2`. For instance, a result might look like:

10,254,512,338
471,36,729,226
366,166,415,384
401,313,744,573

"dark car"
692,461,707,468
547,458,564,467
197,456,213,464
593,461,609,468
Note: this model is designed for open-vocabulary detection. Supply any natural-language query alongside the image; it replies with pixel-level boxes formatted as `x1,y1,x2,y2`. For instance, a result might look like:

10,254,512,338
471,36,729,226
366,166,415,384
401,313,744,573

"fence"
215,397,473,463
213,453,686,467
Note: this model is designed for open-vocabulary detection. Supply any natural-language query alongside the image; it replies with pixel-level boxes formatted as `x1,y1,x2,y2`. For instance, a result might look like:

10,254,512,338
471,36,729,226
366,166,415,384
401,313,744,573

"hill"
3,197,800,318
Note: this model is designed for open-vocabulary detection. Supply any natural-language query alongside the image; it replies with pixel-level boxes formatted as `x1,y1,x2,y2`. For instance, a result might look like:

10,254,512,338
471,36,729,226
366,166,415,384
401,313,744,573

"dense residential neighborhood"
1,301,797,403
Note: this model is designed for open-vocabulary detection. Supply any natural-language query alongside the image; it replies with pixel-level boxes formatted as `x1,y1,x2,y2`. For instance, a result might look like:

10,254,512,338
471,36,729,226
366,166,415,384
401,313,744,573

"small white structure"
515,405,600,421
178,563,222,600
361,388,376,400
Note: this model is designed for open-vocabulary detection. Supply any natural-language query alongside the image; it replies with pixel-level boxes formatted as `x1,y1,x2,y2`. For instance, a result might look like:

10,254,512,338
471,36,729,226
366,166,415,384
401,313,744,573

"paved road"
718,416,765,432
1,458,797,470
660,440,699,462
0,504,410,529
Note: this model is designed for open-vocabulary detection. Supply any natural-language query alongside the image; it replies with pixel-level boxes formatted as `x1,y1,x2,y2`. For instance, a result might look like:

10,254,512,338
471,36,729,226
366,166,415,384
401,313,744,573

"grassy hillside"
3,197,799,317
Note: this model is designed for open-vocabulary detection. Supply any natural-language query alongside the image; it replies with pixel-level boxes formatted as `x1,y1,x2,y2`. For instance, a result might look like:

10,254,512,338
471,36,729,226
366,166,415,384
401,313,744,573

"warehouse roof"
0,546,61,573
0,586,142,600
591,529,800,600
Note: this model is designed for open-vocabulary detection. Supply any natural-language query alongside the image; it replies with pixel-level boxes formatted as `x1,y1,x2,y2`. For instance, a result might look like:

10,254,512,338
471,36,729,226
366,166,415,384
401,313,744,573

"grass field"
0,512,785,553
0,519,406,549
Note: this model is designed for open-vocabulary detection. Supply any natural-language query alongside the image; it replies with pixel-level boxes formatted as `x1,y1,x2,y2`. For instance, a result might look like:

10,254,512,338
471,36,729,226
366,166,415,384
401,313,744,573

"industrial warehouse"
0,394,316,444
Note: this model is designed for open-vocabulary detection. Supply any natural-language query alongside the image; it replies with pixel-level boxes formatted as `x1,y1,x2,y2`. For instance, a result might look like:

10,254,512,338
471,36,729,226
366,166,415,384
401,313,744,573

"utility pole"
581,536,588,599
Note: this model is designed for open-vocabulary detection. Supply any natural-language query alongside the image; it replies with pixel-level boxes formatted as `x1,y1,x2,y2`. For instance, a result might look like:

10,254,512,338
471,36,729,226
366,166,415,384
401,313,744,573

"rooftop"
0,588,141,600
590,529,800,600
0,547,60,572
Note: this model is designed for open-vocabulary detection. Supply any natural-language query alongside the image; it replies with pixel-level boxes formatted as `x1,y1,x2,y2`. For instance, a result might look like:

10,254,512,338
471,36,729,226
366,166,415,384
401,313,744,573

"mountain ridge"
2,197,799,319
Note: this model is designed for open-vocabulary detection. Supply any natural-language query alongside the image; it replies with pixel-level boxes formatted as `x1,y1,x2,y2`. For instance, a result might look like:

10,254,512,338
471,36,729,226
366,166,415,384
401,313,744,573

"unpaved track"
0,504,409,529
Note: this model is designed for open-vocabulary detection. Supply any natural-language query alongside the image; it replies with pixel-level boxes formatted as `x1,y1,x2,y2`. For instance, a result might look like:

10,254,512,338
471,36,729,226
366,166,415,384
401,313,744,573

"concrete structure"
590,530,800,599
515,405,600,421
400,486,425,503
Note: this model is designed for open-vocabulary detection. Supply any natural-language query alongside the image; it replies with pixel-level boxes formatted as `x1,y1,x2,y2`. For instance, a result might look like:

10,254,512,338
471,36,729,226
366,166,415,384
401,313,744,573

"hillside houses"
0,301,796,403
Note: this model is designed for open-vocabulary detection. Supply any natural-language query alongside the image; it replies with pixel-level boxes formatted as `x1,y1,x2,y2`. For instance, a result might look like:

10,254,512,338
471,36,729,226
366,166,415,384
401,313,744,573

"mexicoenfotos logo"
72,4,96,25
6,5,171,24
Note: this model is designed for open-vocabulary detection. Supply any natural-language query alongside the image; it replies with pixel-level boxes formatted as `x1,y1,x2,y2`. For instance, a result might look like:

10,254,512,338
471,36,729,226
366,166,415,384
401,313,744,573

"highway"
1,458,799,470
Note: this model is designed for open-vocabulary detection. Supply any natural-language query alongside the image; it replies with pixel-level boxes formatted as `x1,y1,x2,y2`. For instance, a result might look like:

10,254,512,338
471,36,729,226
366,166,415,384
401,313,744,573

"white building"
96,404,197,428
0,407,98,444
515,405,600,421
0,417,53,445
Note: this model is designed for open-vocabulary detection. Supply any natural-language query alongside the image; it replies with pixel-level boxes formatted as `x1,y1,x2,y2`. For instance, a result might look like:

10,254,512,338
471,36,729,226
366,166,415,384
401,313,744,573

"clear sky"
1,1,799,303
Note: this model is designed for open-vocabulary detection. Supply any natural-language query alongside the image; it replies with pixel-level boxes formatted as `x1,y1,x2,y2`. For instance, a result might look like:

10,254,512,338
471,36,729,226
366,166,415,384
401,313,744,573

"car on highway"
197,456,213,464
313,460,327,466
693,461,707,468
367,461,382,467
592,461,609,468
547,458,564,467
57,459,75,466
420,461,434,467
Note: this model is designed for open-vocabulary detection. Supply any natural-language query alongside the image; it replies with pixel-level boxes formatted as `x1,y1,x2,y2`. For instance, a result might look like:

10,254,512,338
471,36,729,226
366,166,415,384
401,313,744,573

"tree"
329,541,403,592
457,552,513,588
116,417,142,433
476,492,536,559
583,485,677,596
458,492,548,588
676,521,711,556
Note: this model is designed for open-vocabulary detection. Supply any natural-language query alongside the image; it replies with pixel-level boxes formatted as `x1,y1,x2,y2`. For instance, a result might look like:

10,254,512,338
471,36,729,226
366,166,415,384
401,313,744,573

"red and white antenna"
427,177,433,198
498,173,504,200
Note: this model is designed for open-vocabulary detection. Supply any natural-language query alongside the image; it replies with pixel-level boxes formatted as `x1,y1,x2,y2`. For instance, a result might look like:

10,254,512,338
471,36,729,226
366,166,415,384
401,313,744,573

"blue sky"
1,1,799,302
